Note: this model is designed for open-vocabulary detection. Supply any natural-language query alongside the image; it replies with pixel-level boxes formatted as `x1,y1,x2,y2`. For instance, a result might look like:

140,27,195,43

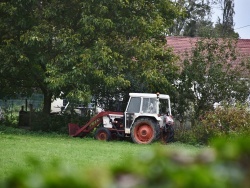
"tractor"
68,93,174,144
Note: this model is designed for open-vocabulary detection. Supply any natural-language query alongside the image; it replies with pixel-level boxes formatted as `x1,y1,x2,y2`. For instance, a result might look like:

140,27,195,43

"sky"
212,0,250,39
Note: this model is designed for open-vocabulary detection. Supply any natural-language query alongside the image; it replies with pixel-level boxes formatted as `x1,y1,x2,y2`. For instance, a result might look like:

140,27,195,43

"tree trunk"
43,91,52,115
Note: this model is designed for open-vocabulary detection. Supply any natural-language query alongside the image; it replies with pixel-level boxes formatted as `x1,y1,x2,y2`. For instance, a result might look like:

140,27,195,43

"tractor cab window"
142,98,157,113
126,97,141,113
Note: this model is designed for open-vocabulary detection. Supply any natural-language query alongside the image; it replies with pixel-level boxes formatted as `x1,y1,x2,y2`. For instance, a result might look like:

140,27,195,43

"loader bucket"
68,123,80,136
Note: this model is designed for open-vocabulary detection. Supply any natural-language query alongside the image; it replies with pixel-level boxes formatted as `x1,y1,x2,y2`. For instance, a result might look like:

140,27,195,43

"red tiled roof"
237,39,250,57
166,36,250,77
166,36,250,59
166,36,198,54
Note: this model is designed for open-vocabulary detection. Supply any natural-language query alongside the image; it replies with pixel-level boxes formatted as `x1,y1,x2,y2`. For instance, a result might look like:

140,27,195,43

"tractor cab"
124,93,171,134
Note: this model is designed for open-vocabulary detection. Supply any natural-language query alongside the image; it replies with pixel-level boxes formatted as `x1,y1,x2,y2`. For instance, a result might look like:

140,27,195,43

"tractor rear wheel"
94,127,111,141
131,118,160,144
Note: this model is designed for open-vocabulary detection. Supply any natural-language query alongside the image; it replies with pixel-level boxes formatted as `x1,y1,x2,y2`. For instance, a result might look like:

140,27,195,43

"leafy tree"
169,0,213,37
221,0,234,34
0,0,85,113
215,0,238,37
0,0,180,114
169,0,239,38
174,38,250,122
46,0,180,111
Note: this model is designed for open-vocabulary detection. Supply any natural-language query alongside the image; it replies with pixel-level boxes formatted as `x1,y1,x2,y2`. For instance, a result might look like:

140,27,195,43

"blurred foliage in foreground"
1,136,250,188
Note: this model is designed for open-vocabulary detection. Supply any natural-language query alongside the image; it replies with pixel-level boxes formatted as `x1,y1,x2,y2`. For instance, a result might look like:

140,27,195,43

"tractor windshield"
126,97,158,114
142,98,157,113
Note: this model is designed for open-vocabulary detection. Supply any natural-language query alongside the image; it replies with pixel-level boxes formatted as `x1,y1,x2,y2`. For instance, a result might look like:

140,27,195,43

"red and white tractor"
68,93,174,144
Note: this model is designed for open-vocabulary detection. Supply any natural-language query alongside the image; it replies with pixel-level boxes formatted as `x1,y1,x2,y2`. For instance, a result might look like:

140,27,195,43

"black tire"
131,118,160,144
94,127,111,141
162,125,174,144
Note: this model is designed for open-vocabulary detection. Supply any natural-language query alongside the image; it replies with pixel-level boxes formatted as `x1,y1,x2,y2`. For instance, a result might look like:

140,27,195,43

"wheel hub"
98,132,107,140
135,124,153,142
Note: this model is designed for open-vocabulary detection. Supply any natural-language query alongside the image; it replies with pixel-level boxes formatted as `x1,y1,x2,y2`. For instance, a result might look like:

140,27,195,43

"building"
166,36,250,56
166,36,250,66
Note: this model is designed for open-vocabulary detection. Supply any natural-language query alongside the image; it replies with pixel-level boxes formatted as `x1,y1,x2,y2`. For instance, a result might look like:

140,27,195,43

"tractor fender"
133,115,160,123
125,114,161,134
134,114,163,127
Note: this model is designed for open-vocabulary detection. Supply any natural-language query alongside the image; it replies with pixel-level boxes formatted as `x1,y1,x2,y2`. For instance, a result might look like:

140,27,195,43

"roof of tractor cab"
129,93,170,99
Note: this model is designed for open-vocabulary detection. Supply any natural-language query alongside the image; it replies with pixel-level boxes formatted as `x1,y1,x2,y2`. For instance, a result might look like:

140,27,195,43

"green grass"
0,126,204,181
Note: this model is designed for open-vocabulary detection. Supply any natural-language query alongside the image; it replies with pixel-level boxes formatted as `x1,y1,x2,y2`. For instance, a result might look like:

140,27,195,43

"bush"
175,104,250,145
174,121,211,145
1,107,94,134
0,113,18,128
29,112,90,133
201,104,250,137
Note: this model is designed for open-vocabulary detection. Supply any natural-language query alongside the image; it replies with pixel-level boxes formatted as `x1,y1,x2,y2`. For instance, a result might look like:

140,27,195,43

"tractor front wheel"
131,118,160,144
94,127,111,141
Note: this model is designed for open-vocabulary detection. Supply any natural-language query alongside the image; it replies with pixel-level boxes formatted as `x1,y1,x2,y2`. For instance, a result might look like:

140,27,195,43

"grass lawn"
0,126,204,181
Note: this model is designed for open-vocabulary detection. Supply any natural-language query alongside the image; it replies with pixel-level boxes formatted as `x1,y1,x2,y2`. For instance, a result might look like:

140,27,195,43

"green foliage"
170,0,239,38
28,112,88,133
174,104,250,145
1,134,250,187
2,157,96,188
1,114,18,127
174,38,250,122
201,104,250,137
0,0,180,114
214,0,238,38
0,124,28,135
213,21,239,38
1,106,89,133
0,107,19,127
169,0,212,37
174,122,211,145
